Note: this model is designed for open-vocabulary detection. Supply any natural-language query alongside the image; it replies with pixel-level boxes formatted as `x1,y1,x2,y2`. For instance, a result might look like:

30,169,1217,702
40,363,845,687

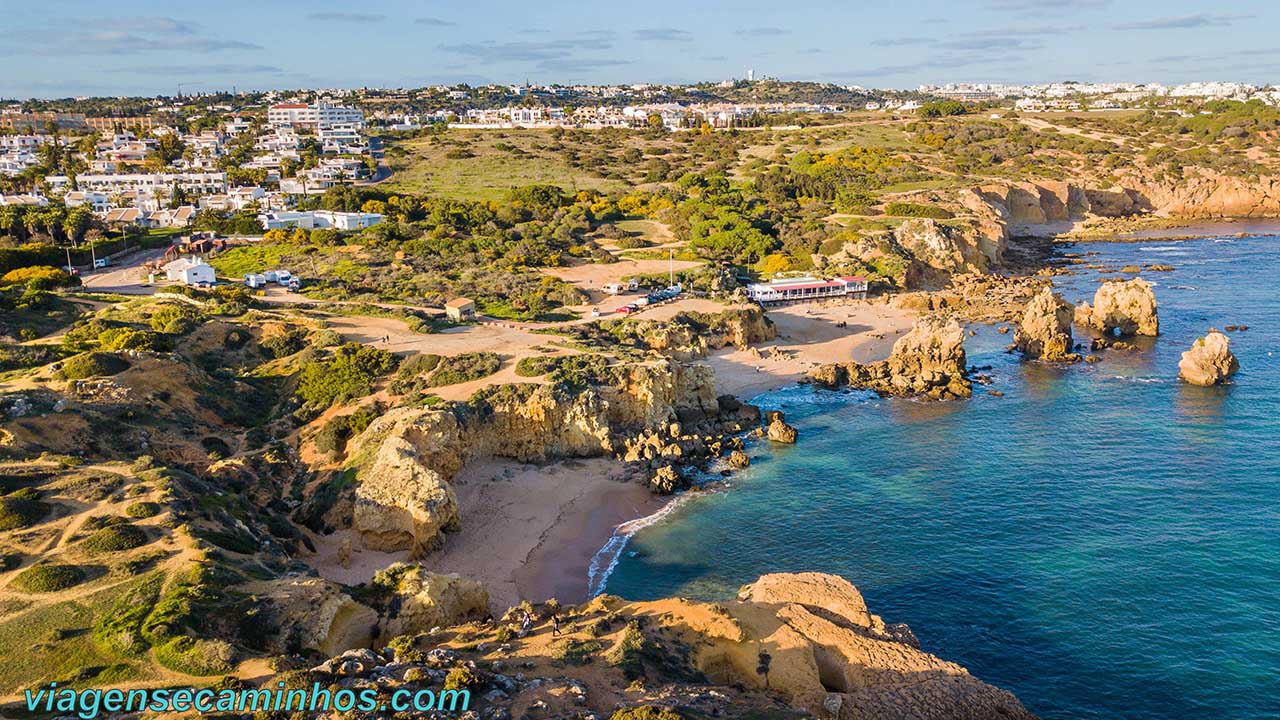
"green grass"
383,132,627,202
208,243,336,278
0,582,152,693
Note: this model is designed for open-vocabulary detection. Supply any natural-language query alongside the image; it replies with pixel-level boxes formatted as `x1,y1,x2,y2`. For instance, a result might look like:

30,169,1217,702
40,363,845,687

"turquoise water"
604,236,1280,720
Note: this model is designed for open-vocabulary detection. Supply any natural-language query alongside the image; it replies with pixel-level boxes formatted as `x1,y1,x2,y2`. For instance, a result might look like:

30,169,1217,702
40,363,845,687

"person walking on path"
551,613,561,637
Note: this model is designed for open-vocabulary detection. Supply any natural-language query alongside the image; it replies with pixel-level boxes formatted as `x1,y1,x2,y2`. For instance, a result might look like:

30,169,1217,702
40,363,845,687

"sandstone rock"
1079,278,1159,337
353,430,461,558
248,577,377,657
809,316,971,400
727,450,750,469
1178,330,1239,386
1015,288,1079,362
765,412,798,444
893,218,996,276
649,465,685,494
377,566,489,641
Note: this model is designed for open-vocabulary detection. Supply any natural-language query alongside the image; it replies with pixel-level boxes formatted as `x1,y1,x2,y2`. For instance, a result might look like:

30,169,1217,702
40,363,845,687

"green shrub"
149,305,200,334
60,352,130,380
0,493,50,530
13,564,85,592
553,638,603,666
443,665,481,691
917,100,968,118
92,571,164,656
2,265,80,289
125,501,161,518
884,202,955,219
97,327,159,351
427,352,501,388
260,328,308,359
613,236,651,249
606,621,649,679
153,636,236,676
80,523,149,553
296,343,397,408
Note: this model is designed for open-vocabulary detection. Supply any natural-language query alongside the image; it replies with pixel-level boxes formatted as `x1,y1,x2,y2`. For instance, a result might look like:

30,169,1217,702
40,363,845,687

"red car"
615,304,638,315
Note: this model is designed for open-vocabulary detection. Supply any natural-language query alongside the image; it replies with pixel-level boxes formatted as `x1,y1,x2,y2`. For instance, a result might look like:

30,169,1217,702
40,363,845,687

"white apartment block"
45,172,228,196
258,210,383,231
267,101,364,129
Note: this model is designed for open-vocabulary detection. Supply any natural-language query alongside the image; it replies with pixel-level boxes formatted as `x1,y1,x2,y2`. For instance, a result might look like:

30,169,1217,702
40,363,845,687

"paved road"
78,248,168,295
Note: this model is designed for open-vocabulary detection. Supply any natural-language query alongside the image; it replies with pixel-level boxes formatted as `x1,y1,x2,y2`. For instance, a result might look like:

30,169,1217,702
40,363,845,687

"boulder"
765,411,798,444
727,449,751,469
1079,278,1159,336
648,465,685,494
1178,330,1240,386
1015,288,1079,362
353,431,461,558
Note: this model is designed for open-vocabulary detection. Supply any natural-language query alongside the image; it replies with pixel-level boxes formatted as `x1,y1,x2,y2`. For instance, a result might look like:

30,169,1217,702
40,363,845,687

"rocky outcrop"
353,429,461,557
719,573,1037,719
1077,278,1159,337
342,361,759,553
893,218,1002,276
765,411,798,443
638,307,777,360
809,316,970,400
296,571,1035,720
1178,330,1240,386
376,567,489,641
1016,288,1079,362
250,577,378,657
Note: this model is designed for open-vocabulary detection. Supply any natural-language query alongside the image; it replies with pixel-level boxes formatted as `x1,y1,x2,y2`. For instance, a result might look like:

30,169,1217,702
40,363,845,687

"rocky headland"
808,315,971,400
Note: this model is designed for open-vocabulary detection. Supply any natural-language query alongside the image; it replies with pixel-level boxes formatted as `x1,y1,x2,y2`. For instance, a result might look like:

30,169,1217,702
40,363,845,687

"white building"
267,101,364,129
45,172,227,197
164,257,217,285
258,210,383,231
746,276,868,304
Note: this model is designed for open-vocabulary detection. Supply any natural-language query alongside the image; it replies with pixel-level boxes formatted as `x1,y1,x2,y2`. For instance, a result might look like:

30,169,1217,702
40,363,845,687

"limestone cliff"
1015,288,1079,362
809,315,970,400
341,361,756,555
1077,278,1160,337
1178,330,1240,386
893,218,1005,276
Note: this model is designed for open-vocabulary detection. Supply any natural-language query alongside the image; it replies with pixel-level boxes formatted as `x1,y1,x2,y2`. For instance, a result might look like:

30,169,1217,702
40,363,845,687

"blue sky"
1,0,1277,98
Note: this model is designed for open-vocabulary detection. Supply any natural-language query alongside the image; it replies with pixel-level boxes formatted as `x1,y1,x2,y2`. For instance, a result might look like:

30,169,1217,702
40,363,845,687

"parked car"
615,305,638,315
93,258,111,269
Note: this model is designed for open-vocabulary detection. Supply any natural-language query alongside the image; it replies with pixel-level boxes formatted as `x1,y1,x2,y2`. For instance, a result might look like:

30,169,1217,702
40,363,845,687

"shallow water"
603,236,1280,720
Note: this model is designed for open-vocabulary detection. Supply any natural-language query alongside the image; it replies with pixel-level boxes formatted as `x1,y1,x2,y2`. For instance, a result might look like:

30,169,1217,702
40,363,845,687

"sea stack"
1016,287,1079,362
1077,278,1159,336
1178,330,1240,386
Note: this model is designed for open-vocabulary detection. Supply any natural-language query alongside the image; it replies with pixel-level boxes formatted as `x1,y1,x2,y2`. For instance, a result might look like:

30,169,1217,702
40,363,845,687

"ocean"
599,235,1280,720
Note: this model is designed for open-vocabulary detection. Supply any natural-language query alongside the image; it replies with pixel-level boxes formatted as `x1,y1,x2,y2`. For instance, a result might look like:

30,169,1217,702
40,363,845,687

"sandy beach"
708,300,918,398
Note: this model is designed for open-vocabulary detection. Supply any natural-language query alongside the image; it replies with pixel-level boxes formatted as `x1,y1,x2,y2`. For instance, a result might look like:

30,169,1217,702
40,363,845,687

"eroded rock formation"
1178,330,1240,386
809,315,971,400
375,567,489,641
1016,288,1079,362
1076,278,1159,337
340,361,760,553
765,410,798,443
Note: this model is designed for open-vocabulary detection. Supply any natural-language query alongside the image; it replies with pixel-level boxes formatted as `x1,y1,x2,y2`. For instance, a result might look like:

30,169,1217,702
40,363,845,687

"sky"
1,0,1278,99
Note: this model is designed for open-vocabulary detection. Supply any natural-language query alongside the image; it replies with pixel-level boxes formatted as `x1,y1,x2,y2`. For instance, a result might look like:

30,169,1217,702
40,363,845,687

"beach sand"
708,300,918,398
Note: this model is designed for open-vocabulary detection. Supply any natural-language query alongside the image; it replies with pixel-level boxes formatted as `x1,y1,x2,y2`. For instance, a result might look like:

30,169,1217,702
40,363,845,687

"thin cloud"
307,12,386,23
1114,13,1249,30
414,17,456,27
735,27,791,37
870,36,936,47
121,63,284,75
633,27,692,42
440,34,614,65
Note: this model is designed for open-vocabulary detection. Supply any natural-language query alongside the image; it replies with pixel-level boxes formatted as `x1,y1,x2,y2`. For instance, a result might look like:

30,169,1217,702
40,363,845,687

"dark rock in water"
1085,355,1101,363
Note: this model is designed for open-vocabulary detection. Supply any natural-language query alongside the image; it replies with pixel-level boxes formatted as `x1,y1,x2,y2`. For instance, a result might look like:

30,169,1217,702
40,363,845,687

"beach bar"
747,276,868,304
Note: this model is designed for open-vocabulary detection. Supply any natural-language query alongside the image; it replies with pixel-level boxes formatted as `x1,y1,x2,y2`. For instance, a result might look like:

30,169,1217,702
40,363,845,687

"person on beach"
551,613,561,637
